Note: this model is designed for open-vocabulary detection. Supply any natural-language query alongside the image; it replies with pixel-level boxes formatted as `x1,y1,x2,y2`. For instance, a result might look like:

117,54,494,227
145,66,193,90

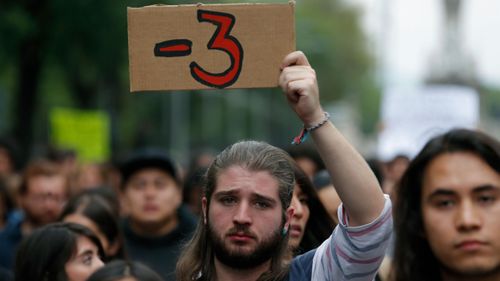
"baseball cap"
120,148,179,187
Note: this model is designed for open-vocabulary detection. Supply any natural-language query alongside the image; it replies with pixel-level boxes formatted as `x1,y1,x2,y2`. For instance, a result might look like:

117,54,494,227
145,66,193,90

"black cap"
120,148,178,187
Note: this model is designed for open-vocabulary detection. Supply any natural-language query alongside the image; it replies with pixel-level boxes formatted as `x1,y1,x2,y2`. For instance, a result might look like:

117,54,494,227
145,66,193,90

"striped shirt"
288,194,393,281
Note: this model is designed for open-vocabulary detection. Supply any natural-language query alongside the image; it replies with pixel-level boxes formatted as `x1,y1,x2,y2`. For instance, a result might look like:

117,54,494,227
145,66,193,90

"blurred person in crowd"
0,180,16,279
0,159,69,269
100,162,123,197
176,51,392,281
47,147,79,177
60,189,125,260
188,148,217,172
381,154,409,200
0,139,17,180
0,180,15,230
72,163,107,195
312,170,341,224
287,143,325,180
0,138,20,204
87,260,164,281
14,222,104,281
286,164,336,259
181,149,216,217
84,187,122,219
367,158,385,186
182,166,207,217
119,149,197,280
393,129,500,281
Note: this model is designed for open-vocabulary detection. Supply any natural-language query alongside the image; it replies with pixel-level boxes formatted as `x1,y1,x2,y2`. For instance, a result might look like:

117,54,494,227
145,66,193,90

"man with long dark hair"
393,129,500,281
176,51,393,281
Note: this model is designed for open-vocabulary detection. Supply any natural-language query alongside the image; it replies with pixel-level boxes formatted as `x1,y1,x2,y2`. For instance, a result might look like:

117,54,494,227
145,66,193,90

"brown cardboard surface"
128,2,295,92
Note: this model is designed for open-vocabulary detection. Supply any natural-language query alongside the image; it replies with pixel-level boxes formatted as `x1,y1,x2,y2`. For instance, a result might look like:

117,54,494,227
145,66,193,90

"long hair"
293,164,336,254
176,141,295,281
393,129,500,281
60,188,125,259
14,222,105,281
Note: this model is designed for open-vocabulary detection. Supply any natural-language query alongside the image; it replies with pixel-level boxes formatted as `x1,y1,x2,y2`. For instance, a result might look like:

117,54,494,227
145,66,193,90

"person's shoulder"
288,249,316,281
0,213,23,240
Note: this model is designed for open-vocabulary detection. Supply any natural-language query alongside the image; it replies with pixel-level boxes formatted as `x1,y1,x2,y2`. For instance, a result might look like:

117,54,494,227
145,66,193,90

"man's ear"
202,197,208,225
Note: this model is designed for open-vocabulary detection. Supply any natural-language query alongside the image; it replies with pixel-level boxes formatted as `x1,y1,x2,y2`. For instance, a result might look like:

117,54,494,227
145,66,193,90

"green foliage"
296,0,376,102
294,0,381,134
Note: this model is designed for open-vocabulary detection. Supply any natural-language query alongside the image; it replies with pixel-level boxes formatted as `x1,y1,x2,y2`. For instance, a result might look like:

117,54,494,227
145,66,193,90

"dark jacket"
121,205,198,281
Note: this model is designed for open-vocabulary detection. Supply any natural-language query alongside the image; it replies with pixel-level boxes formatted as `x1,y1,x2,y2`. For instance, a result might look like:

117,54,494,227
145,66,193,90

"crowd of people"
0,51,498,281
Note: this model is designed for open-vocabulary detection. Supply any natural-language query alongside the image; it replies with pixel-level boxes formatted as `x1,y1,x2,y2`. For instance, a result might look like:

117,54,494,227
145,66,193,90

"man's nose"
144,184,157,197
233,201,252,225
455,200,482,232
43,195,63,209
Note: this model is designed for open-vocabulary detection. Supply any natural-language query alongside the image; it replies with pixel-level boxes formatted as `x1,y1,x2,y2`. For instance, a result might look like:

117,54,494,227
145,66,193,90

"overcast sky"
351,0,500,88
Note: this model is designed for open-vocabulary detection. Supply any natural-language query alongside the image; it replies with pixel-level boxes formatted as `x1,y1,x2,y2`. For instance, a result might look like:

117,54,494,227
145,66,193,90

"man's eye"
221,197,236,205
478,195,496,204
435,199,455,208
255,201,270,209
154,179,169,188
131,181,145,189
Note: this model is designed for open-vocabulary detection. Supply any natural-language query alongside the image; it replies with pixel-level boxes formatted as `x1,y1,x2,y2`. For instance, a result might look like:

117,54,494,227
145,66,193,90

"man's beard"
208,222,283,269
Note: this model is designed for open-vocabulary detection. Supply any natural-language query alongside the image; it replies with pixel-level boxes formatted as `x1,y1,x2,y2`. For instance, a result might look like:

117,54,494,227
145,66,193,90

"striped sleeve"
310,194,393,281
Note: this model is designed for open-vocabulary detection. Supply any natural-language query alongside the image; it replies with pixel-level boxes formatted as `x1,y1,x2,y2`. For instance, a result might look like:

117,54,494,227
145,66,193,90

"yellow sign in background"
50,108,110,163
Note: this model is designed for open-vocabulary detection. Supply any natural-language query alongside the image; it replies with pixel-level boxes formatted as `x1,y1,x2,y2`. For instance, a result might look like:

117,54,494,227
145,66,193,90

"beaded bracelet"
291,112,331,145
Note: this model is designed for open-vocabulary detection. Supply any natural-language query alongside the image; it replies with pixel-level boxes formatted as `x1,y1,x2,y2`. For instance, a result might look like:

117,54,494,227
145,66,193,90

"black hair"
293,164,336,254
0,137,19,172
60,188,125,259
87,260,164,281
119,148,179,190
14,222,105,281
393,129,500,281
286,144,325,174
182,166,207,216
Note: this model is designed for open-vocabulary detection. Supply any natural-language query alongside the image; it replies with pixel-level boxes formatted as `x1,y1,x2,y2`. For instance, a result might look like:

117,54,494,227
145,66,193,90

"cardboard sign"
50,108,111,163
128,3,295,91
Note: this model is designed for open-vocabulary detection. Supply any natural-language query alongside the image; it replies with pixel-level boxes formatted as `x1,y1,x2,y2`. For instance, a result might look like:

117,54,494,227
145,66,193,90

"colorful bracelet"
291,112,330,145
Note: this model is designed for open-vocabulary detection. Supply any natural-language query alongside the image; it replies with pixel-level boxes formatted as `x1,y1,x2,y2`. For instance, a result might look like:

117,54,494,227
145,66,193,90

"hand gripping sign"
127,3,295,92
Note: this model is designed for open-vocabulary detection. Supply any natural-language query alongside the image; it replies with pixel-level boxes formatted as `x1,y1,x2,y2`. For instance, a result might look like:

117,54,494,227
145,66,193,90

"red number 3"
190,10,243,89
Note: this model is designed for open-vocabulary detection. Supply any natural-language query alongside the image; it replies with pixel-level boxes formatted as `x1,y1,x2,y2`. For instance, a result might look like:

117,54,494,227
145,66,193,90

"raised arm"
279,51,385,226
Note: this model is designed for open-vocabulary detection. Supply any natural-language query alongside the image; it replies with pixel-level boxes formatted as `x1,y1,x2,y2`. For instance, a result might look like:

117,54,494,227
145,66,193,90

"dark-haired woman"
60,189,125,259
287,164,336,258
14,222,104,281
